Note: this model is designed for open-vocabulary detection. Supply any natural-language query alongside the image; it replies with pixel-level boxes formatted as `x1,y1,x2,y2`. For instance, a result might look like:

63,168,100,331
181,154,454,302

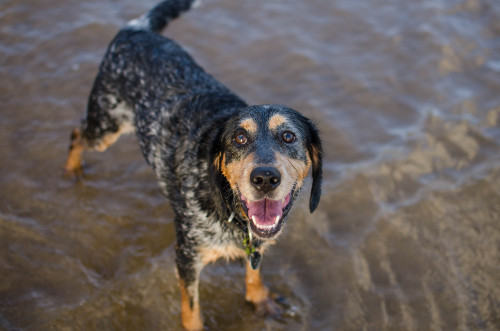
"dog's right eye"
233,132,248,145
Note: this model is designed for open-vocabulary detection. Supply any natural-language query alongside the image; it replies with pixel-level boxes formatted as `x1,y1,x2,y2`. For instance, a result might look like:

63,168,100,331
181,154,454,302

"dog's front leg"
176,246,203,331
245,260,282,316
179,277,202,331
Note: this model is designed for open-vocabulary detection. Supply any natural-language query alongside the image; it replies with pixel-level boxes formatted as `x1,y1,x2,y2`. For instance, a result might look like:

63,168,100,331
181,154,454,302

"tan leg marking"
94,130,123,152
64,129,85,176
64,127,128,177
245,260,269,304
245,260,282,316
179,279,203,331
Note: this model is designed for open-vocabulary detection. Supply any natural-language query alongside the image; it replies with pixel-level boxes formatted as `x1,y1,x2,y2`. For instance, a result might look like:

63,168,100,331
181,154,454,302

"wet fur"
64,1,322,329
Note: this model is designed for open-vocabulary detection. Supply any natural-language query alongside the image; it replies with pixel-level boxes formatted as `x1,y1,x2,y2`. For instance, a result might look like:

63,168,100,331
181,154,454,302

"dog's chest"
198,242,247,265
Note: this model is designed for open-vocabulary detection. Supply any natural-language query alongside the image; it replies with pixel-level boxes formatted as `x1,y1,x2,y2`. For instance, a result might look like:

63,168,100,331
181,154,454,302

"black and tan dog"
65,0,322,329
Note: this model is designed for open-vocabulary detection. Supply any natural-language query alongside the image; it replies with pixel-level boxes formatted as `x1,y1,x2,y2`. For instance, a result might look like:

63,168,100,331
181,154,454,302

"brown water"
1,0,500,330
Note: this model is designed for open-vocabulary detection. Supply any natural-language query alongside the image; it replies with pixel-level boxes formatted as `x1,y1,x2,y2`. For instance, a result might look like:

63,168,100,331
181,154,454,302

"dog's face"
214,105,322,240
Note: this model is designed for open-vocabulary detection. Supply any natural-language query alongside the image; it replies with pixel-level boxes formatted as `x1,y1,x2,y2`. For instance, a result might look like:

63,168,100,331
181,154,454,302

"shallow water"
1,0,500,329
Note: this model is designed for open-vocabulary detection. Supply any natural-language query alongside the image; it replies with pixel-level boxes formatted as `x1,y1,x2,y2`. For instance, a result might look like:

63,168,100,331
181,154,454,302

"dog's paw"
253,292,283,317
63,164,84,180
63,129,85,179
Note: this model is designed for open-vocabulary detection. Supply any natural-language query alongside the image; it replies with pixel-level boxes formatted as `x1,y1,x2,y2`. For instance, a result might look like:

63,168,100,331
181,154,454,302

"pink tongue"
247,198,284,226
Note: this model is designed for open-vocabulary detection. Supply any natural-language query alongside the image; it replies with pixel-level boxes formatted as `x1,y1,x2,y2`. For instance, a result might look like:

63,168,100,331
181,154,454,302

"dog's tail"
126,0,201,33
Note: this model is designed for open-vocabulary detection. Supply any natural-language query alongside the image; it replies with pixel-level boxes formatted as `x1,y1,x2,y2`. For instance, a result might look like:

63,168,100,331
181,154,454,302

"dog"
64,0,322,329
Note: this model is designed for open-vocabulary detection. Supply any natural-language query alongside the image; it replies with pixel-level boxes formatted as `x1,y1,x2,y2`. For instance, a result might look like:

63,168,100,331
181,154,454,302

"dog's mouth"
240,189,294,239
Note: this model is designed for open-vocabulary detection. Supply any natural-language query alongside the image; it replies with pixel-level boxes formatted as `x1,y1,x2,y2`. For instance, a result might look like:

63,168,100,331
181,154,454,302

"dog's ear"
305,119,323,213
210,130,234,214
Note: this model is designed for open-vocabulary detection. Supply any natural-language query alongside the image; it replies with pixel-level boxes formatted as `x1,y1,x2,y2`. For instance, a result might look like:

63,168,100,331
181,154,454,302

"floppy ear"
305,120,323,213
210,131,234,215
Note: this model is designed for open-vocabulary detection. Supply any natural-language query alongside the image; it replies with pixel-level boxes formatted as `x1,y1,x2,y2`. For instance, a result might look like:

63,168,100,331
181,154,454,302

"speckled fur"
66,1,322,329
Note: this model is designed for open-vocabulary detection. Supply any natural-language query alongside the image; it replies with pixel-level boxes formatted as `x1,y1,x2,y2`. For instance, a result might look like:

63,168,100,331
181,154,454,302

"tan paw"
253,292,283,317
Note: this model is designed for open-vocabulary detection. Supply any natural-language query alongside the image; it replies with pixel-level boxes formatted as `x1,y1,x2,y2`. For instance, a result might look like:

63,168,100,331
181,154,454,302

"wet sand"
1,0,499,329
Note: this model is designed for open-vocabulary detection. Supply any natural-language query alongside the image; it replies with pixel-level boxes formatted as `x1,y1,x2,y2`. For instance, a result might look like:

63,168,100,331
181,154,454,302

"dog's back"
82,0,245,170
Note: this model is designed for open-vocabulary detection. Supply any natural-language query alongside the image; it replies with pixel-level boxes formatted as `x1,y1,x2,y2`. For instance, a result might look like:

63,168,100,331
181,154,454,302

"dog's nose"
250,167,281,193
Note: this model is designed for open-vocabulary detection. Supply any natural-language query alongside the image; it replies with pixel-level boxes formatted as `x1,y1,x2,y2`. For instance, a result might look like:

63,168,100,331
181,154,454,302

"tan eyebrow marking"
240,118,257,133
268,114,287,130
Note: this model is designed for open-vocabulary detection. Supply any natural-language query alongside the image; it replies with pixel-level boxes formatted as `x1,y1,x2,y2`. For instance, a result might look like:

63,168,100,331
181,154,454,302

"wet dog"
64,0,322,329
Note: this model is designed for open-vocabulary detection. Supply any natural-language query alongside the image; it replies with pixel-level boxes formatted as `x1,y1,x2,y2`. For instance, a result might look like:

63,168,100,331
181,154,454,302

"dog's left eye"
233,132,248,145
282,131,295,143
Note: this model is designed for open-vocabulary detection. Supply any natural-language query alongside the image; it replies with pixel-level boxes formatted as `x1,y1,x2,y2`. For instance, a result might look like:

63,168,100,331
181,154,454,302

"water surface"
1,0,500,329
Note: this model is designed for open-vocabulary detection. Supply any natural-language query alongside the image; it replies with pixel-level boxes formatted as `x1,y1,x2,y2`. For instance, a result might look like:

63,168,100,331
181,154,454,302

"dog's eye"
233,132,248,145
282,131,295,143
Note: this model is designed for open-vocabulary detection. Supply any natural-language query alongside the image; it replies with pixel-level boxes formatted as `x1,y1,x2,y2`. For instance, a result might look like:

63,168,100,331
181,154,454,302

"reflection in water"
1,0,499,329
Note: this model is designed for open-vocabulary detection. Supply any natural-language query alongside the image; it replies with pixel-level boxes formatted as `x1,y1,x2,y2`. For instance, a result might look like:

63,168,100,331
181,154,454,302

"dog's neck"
226,212,263,270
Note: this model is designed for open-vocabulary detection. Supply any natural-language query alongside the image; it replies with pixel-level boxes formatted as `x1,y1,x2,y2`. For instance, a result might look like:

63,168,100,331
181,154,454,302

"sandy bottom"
1,0,499,329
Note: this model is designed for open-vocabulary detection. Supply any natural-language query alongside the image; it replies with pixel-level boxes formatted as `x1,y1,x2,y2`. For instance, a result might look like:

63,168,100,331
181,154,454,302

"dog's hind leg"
64,78,134,177
64,128,87,177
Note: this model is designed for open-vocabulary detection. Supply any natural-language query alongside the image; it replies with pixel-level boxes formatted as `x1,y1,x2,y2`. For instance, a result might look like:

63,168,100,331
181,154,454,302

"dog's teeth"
251,215,281,231
282,198,285,204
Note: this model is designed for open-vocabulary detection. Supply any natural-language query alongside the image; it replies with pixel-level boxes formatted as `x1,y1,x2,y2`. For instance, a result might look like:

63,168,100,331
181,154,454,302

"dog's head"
213,104,322,240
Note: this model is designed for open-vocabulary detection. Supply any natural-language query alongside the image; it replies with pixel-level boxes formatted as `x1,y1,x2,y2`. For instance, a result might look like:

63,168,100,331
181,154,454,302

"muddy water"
1,0,500,329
